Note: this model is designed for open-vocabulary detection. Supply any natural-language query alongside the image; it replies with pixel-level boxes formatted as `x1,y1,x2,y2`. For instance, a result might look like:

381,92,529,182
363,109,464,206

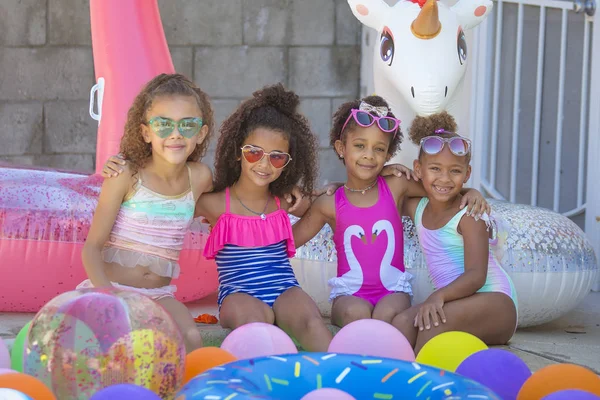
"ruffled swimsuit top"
203,187,296,260
102,165,195,278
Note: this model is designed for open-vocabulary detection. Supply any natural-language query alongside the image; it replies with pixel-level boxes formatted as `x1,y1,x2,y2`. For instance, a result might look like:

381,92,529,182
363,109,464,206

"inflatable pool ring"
175,352,501,399
347,0,493,164
0,0,218,312
292,200,598,328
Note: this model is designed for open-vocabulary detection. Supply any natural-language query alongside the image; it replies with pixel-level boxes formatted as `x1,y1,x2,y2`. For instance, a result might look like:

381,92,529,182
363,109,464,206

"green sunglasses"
145,116,203,139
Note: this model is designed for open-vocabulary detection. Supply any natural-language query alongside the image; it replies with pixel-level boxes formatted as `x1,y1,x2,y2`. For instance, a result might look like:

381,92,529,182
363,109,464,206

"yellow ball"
415,331,488,372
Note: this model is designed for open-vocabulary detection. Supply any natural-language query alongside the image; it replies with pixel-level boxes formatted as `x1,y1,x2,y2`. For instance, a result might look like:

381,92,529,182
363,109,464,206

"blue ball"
0,388,33,400
89,384,161,400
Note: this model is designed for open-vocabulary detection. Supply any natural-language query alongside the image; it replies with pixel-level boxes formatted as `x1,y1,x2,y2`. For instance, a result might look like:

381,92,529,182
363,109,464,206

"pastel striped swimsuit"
414,198,518,308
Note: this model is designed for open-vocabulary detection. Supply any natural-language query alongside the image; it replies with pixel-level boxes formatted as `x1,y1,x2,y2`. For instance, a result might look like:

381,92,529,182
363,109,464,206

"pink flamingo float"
0,0,217,312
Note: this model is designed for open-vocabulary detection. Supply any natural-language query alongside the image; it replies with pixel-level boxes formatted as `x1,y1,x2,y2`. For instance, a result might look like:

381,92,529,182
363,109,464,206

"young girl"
81,73,215,352
392,112,518,353
292,97,490,329
191,83,332,352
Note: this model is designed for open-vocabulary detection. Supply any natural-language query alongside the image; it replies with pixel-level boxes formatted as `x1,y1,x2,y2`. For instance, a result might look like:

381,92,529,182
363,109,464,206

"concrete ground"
1,291,599,374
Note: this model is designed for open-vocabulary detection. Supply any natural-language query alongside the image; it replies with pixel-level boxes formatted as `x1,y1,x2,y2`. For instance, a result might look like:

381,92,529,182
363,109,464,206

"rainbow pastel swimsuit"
329,176,413,306
78,165,196,300
414,197,518,309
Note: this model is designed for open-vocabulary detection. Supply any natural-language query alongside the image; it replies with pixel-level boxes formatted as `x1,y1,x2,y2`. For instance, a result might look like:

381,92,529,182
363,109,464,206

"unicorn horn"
411,0,442,39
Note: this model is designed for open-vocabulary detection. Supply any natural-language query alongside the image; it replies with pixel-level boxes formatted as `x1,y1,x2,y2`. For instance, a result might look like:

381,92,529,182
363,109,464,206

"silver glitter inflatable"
291,200,598,328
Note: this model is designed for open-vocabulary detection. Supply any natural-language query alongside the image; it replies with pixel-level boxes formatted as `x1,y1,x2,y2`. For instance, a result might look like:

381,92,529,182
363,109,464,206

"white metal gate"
469,0,599,268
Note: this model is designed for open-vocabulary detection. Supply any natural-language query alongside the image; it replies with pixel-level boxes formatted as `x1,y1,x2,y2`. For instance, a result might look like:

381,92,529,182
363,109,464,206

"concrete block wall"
0,0,361,184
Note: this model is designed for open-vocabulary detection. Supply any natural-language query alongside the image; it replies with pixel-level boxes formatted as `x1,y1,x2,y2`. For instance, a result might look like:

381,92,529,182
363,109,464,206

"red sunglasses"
240,145,292,169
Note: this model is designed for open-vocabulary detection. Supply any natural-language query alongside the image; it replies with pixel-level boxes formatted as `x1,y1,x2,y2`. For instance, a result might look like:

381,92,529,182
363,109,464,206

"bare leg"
331,295,374,328
273,287,333,352
391,305,421,347
219,293,275,330
157,297,203,353
372,292,412,324
413,293,517,354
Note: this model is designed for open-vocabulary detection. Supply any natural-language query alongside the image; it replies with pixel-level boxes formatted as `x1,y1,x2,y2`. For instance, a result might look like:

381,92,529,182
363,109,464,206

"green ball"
10,321,31,372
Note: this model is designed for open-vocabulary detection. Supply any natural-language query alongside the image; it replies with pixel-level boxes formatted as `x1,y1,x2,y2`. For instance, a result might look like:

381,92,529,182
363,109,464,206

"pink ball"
221,322,298,359
301,388,356,400
0,368,15,375
328,319,415,361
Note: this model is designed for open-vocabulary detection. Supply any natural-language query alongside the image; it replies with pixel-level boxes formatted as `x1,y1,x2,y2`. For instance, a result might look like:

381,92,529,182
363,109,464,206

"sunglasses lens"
355,111,374,127
150,118,176,138
422,137,443,154
378,117,396,132
269,152,290,168
242,146,264,163
449,138,469,156
179,118,202,138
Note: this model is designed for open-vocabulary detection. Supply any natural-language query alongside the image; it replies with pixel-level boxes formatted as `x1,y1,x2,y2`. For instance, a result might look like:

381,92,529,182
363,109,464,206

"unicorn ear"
347,0,391,32
451,0,493,30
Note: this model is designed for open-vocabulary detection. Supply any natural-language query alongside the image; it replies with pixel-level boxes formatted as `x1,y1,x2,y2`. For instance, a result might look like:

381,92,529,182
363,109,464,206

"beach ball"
23,287,185,399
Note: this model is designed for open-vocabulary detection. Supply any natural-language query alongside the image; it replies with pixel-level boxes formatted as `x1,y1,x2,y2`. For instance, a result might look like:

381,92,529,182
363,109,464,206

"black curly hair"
212,83,319,197
408,111,470,163
329,95,403,161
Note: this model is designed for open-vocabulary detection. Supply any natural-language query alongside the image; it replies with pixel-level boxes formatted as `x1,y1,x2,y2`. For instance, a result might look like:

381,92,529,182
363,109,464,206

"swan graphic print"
330,177,413,305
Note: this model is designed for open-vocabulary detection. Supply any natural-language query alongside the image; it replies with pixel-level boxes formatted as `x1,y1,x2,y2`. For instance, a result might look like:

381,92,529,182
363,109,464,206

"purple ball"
542,390,600,400
456,348,531,400
89,384,161,400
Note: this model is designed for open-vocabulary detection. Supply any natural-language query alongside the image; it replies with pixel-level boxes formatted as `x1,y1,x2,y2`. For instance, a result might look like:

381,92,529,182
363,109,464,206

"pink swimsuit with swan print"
329,176,413,305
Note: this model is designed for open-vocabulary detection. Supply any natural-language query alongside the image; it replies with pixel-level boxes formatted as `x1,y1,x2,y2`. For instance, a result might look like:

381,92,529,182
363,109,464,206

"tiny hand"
285,186,305,214
312,182,342,198
101,154,127,178
381,164,419,181
414,293,446,331
460,191,491,219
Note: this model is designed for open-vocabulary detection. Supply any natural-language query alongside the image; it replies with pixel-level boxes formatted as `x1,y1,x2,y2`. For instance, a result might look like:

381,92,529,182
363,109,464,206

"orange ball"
184,347,237,384
0,372,57,399
517,364,600,400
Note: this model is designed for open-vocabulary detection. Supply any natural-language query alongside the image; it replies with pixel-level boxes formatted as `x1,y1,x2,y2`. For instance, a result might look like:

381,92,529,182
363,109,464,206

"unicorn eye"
380,29,395,66
457,29,467,65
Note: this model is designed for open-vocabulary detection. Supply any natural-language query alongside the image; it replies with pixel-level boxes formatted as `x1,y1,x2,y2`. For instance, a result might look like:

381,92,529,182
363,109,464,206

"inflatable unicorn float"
0,0,596,328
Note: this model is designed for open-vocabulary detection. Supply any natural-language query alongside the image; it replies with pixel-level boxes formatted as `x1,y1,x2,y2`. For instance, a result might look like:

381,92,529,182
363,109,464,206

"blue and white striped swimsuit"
216,240,299,307
203,187,299,309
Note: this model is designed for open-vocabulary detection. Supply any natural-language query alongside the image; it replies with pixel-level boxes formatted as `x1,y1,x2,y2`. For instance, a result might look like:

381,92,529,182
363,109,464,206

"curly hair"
212,83,319,197
119,73,214,171
408,111,470,163
329,95,403,160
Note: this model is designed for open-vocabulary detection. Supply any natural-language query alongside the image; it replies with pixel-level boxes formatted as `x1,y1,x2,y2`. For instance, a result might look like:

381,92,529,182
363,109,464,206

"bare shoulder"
195,189,226,223
384,174,410,194
458,213,490,237
188,161,214,195
312,191,336,220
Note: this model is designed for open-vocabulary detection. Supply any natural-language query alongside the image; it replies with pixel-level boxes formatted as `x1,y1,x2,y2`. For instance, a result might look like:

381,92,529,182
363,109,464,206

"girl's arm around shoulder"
188,161,214,199
435,216,489,303
194,190,225,225
292,194,336,249
82,164,134,287
385,174,427,199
